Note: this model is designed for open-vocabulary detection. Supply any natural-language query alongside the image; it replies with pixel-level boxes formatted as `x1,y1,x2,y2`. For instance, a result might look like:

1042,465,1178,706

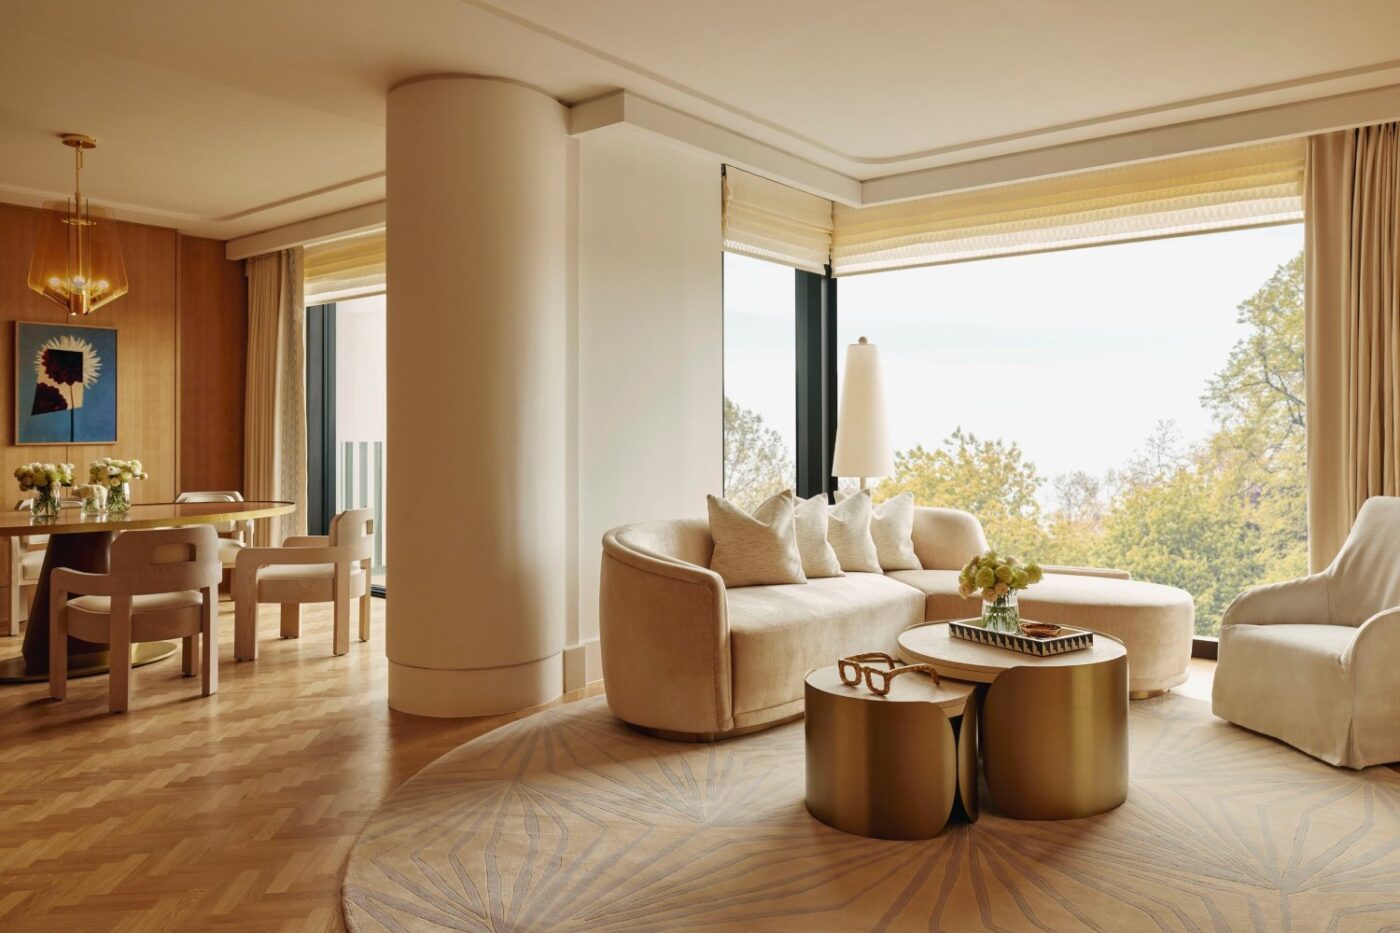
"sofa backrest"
910,506,988,571
609,506,987,573
611,517,714,570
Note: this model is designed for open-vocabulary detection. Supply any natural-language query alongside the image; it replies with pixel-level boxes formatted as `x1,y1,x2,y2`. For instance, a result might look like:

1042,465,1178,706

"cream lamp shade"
831,337,895,483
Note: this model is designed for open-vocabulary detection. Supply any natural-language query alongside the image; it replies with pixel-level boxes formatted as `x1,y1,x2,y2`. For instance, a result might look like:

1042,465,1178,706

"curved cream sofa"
601,507,1194,739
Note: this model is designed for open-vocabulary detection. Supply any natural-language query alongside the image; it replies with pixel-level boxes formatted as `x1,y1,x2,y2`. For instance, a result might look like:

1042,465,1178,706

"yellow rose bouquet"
15,462,75,519
958,550,1043,631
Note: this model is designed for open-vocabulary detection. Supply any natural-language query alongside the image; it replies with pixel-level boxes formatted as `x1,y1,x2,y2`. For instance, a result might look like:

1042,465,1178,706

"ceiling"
4,0,1400,239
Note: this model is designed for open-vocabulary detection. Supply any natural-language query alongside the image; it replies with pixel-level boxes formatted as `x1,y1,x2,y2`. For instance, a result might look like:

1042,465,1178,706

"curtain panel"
1305,124,1400,571
304,228,386,304
722,166,834,273
831,141,1304,275
245,248,308,545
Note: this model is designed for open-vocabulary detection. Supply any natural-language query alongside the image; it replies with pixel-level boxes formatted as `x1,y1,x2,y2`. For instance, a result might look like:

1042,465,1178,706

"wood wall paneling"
0,203,246,625
178,235,247,493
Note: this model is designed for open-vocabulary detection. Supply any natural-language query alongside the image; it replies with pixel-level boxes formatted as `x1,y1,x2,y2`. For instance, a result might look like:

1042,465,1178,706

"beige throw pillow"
871,492,922,570
791,493,844,578
707,491,808,588
827,490,882,573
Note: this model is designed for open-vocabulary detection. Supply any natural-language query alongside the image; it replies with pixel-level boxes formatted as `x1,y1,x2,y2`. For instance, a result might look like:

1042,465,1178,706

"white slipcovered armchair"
1213,496,1400,768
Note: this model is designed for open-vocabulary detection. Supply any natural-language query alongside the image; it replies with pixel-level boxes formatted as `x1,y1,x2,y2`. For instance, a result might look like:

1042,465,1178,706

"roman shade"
722,166,834,273
830,140,1305,275
303,228,386,304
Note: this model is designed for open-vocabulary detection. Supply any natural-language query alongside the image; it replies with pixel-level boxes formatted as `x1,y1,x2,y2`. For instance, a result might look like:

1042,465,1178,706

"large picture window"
837,224,1305,636
723,252,797,510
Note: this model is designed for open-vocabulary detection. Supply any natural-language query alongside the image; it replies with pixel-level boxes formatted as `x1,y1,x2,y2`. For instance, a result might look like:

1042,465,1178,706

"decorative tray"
949,619,1093,657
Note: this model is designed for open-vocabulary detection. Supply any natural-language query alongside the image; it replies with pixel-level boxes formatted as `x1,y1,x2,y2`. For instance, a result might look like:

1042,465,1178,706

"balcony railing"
336,439,386,576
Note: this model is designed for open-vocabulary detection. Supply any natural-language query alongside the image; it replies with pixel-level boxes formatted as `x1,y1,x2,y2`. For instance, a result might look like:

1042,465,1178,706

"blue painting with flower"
14,321,118,444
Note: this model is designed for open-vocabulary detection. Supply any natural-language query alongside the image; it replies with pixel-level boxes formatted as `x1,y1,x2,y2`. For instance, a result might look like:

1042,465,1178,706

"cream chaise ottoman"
889,507,1194,697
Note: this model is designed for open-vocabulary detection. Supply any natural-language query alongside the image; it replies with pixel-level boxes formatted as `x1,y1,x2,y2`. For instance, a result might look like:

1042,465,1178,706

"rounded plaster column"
386,76,566,716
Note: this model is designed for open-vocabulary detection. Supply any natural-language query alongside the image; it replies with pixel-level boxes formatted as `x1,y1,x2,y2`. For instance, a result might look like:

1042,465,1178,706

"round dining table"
0,500,294,683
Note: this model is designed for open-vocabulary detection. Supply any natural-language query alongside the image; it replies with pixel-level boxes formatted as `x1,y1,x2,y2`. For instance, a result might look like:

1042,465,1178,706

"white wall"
570,128,724,684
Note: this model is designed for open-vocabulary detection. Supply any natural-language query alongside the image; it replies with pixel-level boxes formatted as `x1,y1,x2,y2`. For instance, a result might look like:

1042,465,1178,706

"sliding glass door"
307,295,388,594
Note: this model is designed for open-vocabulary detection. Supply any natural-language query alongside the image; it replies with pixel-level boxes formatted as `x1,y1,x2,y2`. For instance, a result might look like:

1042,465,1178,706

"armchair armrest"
1221,573,1331,629
1342,605,1400,665
281,535,330,548
1042,564,1132,581
234,543,349,573
50,567,119,598
599,529,732,735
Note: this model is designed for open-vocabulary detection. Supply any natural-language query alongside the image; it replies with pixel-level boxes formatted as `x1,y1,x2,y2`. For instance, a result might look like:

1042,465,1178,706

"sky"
723,223,1305,495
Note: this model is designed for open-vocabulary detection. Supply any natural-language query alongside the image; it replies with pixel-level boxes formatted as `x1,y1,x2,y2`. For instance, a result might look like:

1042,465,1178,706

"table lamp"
831,336,894,490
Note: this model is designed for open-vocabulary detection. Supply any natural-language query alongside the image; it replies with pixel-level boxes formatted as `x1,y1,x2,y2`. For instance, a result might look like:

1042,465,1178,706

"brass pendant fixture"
27,134,129,316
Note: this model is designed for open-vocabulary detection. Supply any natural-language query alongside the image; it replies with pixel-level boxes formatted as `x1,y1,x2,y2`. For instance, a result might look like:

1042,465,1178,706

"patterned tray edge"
948,620,1094,656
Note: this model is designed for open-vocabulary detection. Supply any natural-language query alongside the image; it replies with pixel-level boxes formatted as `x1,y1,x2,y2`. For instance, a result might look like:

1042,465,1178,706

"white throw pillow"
707,491,808,588
827,490,882,573
871,492,921,571
790,493,844,578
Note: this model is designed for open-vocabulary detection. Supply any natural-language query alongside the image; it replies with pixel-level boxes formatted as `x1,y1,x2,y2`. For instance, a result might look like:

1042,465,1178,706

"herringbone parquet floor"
0,599,599,932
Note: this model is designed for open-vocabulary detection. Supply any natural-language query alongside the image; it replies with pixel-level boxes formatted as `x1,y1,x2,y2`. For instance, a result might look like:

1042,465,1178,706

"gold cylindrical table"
897,621,1129,821
804,664,979,839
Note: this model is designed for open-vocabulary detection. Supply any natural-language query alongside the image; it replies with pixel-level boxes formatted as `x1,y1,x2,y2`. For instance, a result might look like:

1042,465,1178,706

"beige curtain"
244,248,308,545
1305,124,1400,570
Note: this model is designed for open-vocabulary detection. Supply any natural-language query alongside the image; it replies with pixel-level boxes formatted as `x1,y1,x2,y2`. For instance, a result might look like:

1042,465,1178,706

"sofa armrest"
1041,564,1132,581
911,507,990,570
599,531,732,735
1221,573,1331,630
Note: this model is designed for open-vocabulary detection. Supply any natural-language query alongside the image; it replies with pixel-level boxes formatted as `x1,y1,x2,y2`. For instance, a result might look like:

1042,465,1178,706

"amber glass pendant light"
27,134,128,316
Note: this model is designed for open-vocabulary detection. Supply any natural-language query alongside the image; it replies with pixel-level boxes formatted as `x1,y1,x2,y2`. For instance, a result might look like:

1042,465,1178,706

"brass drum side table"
804,665,979,839
897,621,1129,821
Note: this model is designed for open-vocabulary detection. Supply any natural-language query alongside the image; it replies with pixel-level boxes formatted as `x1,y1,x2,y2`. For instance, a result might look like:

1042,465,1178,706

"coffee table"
804,664,978,839
898,621,1129,820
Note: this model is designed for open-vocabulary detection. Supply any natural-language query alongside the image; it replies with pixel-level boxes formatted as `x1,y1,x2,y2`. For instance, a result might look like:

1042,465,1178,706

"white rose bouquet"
89,457,148,513
74,483,110,516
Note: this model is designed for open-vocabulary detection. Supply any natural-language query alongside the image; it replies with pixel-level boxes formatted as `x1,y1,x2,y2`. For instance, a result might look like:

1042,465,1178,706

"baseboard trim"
563,638,602,692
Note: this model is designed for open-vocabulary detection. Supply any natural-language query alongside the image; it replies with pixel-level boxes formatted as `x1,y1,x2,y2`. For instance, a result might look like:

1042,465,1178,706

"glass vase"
981,591,1020,633
107,482,132,514
31,486,61,519
80,491,107,518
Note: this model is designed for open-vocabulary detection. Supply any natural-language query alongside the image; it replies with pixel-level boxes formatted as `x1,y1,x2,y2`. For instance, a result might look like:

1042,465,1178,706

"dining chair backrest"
329,508,375,562
176,490,245,536
108,525,223,596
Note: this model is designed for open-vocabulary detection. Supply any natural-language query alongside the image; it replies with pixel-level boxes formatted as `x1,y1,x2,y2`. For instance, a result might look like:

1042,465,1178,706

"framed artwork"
14,321,118,445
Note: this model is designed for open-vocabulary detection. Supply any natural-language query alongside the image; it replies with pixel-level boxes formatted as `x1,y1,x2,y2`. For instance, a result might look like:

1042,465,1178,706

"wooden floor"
0,616,1383,932
0,600,599,932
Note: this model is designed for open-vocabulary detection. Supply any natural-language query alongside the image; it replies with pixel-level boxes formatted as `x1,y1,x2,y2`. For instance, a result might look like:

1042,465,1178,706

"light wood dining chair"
175,490,253,588
49,525,222,713
233,508,374,661
9,497,80,635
